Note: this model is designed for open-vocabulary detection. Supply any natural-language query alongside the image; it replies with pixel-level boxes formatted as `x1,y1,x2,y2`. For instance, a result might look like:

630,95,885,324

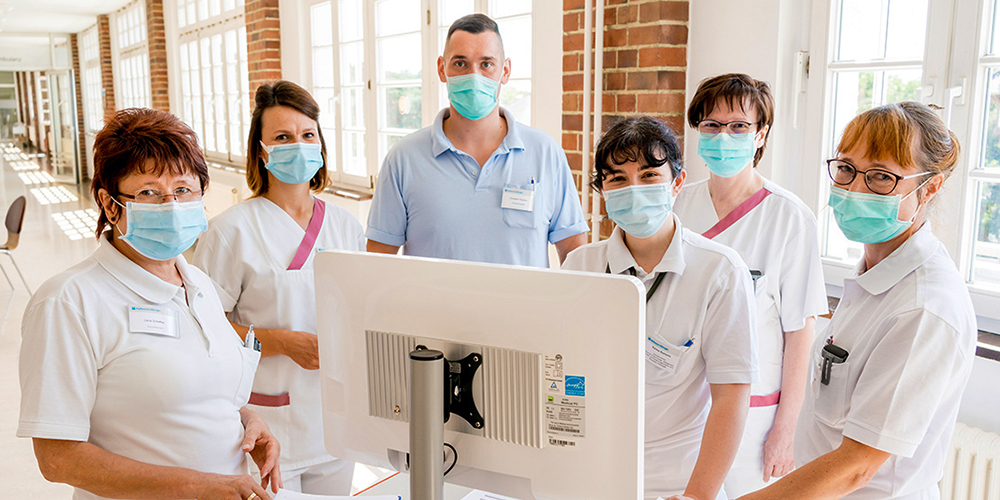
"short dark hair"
445,13,504,54
246,80,330,196
687,73,775,167
591,116,683,193
92,107,209,237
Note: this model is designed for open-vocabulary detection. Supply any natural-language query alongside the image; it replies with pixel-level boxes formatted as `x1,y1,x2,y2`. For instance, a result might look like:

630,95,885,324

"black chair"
0,196,31,294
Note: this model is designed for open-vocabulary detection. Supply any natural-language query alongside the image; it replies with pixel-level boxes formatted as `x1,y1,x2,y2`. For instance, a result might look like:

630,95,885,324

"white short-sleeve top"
192,196,365,470
562,215,758,498
796,224,976,499
674,177,828,396
18,236,259,500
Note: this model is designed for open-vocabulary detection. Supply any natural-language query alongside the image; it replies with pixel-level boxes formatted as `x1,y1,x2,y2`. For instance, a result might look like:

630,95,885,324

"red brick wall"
70,34,88,176
98,14,116,120
245,0,281,102
563,0,689,238
146,0,170,111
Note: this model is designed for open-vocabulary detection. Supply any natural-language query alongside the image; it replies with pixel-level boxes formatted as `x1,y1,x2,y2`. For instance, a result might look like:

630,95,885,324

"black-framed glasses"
697,120,755,135
826,159,933,195
118,187,204,204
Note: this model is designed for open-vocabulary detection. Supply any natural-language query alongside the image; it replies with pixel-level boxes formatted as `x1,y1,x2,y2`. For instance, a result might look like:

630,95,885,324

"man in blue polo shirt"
366,13,588,267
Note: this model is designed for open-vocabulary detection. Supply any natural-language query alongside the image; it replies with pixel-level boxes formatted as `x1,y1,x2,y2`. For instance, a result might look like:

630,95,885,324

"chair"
0,196,31,295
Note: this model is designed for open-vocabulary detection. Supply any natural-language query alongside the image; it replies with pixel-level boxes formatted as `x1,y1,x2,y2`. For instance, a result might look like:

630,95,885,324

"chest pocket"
235,344,261,406
501,183,542,229
644,335,693,386
811,352,850,426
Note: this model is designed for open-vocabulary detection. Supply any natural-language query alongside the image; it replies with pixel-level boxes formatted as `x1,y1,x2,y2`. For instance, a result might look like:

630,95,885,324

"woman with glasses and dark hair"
18,107,282,500
737,102,975,500
563,116,758,500
193,80,363,495
673,73,828,497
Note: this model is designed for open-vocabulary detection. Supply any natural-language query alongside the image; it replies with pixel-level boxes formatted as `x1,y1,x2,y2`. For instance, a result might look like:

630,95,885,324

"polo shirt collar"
93,234,183,304
430,106,524,158
606,213,687,276
851,223,938,296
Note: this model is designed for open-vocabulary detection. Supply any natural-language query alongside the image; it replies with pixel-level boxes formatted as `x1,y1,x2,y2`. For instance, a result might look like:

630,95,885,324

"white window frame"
79,25,104,134
111,0,151,109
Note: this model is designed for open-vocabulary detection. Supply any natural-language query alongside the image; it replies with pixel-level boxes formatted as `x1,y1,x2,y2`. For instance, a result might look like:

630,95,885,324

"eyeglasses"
697,120,755,135
118,187,204,204
826,159,933,195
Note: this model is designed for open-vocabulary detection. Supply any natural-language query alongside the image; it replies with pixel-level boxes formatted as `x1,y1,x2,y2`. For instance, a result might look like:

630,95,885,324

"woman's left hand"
762,424,795,481
240,408,283,493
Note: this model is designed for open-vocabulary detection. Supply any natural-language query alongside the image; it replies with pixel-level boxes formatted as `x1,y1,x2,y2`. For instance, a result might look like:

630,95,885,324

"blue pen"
683,338,694,347
530,176,535,185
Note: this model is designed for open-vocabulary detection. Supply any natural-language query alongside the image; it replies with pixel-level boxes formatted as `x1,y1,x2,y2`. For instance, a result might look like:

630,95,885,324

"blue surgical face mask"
697,132,757,177
447,73,500,121
827,185,924,244
114,199,208,261
603,183,675,239
261,142,324,185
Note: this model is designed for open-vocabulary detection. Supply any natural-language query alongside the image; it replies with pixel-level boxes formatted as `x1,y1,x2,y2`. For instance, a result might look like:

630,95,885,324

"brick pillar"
98,14,116,120
563,0,689,238
146,0,170,111
245,0,281,102
70,34,88,177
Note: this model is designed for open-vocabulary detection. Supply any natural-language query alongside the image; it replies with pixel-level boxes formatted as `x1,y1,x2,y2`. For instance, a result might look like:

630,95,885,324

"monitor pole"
409,349,445,500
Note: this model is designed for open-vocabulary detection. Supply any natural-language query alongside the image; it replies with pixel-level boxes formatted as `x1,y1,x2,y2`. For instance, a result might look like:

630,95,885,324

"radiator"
940,423,1000,500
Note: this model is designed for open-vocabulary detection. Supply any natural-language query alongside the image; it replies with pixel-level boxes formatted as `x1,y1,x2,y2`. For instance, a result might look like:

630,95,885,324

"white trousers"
281,458,355,495
723,404,779,498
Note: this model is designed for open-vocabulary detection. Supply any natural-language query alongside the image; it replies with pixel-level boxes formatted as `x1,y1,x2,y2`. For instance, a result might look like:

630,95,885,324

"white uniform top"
193,196,365,470
18,236,258,500
674,177,828,396
562,215,759,499
797,224,976,500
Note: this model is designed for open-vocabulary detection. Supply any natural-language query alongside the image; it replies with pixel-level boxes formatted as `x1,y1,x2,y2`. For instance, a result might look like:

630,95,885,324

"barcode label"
549,438,576,447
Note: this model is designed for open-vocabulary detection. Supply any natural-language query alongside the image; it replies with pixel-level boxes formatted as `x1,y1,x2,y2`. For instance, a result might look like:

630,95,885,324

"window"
307,0,535,187
176,1,250,165
113,0,151,109
79,25,104,133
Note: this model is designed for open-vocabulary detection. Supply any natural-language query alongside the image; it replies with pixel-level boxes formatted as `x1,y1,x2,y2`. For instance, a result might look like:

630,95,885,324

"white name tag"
501,186,535,212
129,305,178,338
645,335,687,375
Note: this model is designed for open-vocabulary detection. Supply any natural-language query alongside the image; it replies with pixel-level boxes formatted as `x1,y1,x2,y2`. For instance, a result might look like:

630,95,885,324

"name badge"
645,335,688,375
501,186,535,212
128,305,178,338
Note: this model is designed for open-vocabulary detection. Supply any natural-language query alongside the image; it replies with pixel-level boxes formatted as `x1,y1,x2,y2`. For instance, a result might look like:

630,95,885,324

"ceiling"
0,0,133,35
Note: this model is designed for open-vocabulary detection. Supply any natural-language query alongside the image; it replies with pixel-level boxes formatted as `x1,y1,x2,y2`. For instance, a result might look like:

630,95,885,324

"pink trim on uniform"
287,198,326,271
750,391,780,407
249,391,291,407
701,187,772,240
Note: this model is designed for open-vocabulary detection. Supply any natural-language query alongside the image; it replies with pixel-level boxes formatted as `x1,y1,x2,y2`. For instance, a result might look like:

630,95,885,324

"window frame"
79,25,104,134
111,0,151,110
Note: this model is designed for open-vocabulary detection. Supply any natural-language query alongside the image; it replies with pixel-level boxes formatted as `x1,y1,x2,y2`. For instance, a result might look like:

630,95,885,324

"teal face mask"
261,142,324,185
828,186,921,244
116,200,208,260
697,132,756,177
447,73,500,121
603,183,675,239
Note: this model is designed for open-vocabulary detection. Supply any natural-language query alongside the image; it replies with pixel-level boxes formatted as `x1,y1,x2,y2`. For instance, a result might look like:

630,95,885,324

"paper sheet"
459,490,521,500
273,489,400,500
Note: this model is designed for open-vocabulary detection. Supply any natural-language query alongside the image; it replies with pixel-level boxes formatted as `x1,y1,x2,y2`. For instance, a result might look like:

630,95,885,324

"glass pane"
224,0,235,12
837,0,884,61
313,45,335,87
341,41,365,85
439,0,474,26
187,2,196,26
979,68,1000,170
380,85,422,130
501,79,531,125
830,69,922,151
378,34,421,82
376,0,420,37
496,16,531,78
178,2,187,27
884,0,928,60
823,209,864,262
315,88,337,129
379,133,405,165
312,2,334,47
342,130,366,176
491,0,531,18
343,86,365,128
992,0,1000,55
339,0,363,42
972,181,1000,287
198,0,209,21
322,127,337,173
209,0,221,17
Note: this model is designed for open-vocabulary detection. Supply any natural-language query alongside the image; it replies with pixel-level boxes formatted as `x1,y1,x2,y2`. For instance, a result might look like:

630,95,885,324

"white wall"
958,357,1000,434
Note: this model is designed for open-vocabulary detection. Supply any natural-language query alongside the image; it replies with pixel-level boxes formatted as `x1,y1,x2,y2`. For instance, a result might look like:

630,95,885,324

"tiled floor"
0,142,97,499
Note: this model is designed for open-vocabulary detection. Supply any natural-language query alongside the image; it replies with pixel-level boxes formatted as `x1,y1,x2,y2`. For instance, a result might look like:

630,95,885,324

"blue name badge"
564,375,585,397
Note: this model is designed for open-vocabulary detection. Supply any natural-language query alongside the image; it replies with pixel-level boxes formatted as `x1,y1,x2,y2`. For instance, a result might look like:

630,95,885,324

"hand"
241,409,283,493
276,329,320,370
195,473,272,500
762,425,795,482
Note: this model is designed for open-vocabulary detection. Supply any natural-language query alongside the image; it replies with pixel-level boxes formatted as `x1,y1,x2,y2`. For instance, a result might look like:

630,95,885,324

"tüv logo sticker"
564,375,585,397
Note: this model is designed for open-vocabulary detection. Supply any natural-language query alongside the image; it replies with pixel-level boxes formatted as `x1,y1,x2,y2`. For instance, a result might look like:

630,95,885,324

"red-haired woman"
193,81,363,495
18,107,282,500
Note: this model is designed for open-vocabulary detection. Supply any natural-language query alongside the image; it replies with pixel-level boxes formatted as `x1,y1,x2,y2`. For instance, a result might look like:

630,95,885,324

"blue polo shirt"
366,107,588,267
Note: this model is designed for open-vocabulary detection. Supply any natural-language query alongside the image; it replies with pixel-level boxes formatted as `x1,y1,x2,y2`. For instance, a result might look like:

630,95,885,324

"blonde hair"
838,102,960,180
